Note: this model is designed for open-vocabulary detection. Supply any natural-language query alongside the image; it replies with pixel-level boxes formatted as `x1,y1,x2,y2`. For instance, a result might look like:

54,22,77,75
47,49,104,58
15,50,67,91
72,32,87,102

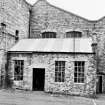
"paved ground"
0,89,105,105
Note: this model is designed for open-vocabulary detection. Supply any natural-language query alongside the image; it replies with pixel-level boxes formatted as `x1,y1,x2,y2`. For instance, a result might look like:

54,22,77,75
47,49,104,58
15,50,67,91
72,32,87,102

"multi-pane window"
42,32,56,38
14,60,24,81
55,61,65,82
74,61,85,83
66,31,82,38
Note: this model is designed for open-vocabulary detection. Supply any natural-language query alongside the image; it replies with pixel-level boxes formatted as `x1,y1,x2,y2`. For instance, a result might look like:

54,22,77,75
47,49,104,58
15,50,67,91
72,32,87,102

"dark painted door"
99,76,102,93
96,75,102,93
33,68,45,91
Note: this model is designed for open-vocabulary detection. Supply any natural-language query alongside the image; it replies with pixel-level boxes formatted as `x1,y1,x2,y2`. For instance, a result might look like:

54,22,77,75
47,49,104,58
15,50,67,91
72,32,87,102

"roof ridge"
31,0,105,22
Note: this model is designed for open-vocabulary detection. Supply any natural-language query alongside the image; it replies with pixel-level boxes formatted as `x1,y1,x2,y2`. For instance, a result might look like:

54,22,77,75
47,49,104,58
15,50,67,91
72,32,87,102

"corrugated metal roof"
9,38,93,53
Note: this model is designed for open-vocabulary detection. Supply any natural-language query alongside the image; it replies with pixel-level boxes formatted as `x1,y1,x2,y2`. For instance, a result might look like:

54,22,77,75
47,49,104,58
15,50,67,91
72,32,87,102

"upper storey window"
42,32,56,38
66,31,82,38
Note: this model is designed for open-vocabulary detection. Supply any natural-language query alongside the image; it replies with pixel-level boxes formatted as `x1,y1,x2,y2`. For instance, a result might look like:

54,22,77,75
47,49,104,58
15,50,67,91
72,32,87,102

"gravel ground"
0,89,105,105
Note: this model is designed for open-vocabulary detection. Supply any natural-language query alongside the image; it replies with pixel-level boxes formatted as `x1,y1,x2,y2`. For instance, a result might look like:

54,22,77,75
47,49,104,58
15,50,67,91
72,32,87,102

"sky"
26,0,105,20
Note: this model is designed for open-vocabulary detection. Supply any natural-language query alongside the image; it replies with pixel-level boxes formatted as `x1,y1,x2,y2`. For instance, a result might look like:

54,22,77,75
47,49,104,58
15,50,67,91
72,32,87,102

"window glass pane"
78,73,84,77
55,67,58,72
55,61,58,66
78,62,81,66
78,67,81,72
74,73,77,77
81,67,84,72
81,78,84,83
62,67,65,71
82,62,85,66
75,67,78,72
74,78,77,82
75,62,78,66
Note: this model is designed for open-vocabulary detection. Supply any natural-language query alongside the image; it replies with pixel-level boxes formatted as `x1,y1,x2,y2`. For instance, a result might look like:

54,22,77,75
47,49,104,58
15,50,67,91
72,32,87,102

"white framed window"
55,61,65,82
42,32,56,38
74,61,85,83
66,31,82,38
14,60,24,81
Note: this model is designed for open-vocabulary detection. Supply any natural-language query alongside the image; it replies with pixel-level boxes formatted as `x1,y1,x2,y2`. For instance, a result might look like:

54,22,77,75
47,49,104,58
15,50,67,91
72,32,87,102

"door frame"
32,68,45,91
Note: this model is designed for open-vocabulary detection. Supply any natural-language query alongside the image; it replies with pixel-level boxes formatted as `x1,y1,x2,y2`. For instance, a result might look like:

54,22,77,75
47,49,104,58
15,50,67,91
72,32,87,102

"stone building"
8,38,96,96
0,0,30,87
0,0,105,96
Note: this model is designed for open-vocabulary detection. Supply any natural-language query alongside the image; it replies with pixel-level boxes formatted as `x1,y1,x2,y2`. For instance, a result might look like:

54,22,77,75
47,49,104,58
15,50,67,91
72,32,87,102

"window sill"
74,83,85,85
14,80,23,82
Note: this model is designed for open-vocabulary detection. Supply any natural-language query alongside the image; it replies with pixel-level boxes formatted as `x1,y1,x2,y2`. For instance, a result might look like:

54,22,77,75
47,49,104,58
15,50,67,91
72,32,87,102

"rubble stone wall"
0,0,30,38
30,0,105,93
30,0,95,38
9,53,96,96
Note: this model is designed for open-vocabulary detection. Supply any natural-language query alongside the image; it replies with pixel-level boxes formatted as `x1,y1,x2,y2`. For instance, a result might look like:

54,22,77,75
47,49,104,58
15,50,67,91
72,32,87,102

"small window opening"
42,32,56,38
66,31,82,38
15,30,19,42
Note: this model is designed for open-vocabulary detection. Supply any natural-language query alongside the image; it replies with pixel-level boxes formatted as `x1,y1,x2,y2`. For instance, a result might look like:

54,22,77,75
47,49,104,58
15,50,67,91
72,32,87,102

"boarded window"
42,32,56,38
74,61,85,83
55,61,65,82
66,31,82,38
14,60,24,81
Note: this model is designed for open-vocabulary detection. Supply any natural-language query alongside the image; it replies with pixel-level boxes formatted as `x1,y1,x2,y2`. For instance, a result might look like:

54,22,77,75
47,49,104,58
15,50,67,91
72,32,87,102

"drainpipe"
73,34,75,58
29,9,32,38
1,22,7,88
91,42,97,97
